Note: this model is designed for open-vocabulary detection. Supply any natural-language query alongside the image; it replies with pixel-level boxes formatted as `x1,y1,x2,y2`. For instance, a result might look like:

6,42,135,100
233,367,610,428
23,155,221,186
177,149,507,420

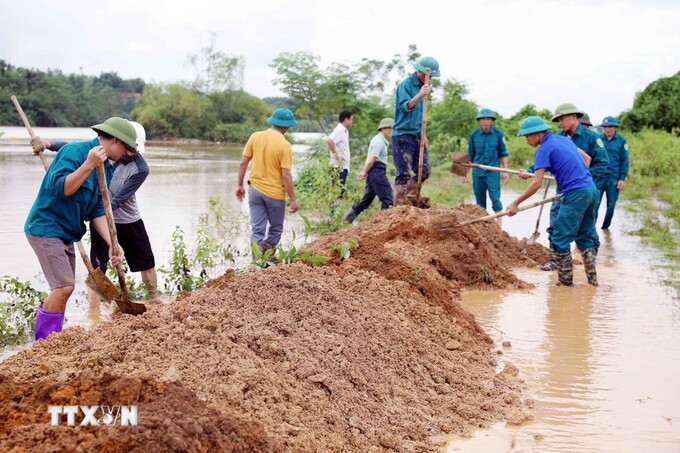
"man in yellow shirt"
236,108,299,254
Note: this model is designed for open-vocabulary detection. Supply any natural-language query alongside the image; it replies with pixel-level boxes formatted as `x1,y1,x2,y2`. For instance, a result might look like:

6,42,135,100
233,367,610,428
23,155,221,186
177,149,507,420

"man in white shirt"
325,110,354,198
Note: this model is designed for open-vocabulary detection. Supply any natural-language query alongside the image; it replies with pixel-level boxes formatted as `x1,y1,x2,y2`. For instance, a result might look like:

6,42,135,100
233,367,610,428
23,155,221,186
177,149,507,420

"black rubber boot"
554,252,574,286
582,248,598,286
344,206,357,223
540,248,557,271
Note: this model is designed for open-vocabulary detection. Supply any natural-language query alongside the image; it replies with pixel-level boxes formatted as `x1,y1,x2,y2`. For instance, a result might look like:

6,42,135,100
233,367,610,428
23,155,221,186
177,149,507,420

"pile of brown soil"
0,372,280,452
0,204,543,452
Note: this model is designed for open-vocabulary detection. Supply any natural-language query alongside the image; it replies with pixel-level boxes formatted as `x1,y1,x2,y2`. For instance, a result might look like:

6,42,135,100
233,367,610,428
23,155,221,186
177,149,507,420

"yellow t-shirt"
243,129,292,200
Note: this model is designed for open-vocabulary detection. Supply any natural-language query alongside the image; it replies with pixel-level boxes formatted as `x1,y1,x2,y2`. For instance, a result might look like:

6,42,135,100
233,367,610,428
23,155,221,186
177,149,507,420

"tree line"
2,46,679,147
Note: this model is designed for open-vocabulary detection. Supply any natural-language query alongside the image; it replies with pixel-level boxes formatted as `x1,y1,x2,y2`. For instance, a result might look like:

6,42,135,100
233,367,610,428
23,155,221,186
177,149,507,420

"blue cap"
599,116,620,127
517,116,552,137
267,108,298,128
475,108,496,121
413,56,440,78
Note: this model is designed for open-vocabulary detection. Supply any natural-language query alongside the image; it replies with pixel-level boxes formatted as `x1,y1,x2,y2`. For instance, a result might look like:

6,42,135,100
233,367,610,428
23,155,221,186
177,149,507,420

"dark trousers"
353,162,393,215
392,134,430,186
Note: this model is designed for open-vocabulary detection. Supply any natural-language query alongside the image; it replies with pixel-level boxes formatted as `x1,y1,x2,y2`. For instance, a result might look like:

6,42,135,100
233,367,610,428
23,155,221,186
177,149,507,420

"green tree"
427,79,478,159
620,71,680,134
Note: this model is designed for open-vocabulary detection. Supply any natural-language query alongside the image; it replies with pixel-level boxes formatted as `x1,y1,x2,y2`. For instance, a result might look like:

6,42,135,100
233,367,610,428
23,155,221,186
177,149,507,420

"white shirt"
327,123,350,170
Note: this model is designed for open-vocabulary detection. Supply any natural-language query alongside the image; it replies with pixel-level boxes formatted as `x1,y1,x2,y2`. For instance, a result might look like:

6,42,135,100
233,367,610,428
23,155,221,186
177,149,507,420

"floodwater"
446,193,680,451
2,127,680,451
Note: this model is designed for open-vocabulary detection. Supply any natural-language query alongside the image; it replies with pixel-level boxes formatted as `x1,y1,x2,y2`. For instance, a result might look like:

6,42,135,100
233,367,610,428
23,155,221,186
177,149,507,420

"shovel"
408,67,431,209
449,152,555,181
96,165,147,315
430,194,562,235
12,94,119,301
527,179,552,244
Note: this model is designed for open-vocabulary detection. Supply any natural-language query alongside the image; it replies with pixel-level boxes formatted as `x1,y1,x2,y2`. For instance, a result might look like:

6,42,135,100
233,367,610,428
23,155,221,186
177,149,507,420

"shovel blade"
114,297,147,315
450,152,470,177
85,270,119,301
527,231,540,244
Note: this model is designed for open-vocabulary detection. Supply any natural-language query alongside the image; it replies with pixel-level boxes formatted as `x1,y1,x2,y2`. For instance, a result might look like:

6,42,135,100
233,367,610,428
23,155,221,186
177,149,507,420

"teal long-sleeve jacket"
601,132,630,181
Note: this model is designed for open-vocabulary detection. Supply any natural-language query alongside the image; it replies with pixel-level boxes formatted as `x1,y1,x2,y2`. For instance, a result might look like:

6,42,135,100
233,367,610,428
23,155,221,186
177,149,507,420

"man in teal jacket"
25,117,134,341
467,107,509,218
392,56,440,205
598,116,630,229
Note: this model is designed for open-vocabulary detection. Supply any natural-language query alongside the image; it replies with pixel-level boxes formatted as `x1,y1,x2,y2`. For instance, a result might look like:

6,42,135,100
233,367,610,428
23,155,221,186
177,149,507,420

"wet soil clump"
1,204,544,452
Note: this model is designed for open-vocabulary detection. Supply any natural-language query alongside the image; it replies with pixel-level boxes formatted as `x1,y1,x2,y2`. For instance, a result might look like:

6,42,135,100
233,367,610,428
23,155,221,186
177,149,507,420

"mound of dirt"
0,372,281,452
0,204,542,452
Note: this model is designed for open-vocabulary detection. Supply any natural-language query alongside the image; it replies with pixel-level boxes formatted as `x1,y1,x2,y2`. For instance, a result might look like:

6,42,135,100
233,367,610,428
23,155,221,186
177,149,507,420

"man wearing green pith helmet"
25,117,131,341
466,108,509,223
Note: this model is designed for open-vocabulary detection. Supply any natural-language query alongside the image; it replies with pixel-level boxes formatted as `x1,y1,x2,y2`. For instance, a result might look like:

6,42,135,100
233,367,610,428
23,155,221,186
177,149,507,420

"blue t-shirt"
468,126,509,171
534,133,594,193
393,72,425,136
25,138,112,243
601,133,630,181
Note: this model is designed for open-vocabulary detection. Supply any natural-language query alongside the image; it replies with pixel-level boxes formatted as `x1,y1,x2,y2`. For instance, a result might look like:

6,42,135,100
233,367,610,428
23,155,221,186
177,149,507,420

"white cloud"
1,0,678,123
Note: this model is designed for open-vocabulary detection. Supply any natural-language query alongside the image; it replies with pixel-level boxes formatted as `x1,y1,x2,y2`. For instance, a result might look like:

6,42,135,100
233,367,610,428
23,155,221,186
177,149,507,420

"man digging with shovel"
25,118,135,340
507,116,599,287
392,56,440,205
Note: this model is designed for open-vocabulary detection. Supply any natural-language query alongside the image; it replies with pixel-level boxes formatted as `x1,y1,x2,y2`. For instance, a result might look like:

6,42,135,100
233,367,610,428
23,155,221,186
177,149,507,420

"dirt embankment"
0,204,545,452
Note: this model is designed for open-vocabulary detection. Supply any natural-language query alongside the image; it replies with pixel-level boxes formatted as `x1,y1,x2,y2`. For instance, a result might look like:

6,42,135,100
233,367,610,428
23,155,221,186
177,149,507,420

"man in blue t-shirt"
466,108,509,219
508,116,600,287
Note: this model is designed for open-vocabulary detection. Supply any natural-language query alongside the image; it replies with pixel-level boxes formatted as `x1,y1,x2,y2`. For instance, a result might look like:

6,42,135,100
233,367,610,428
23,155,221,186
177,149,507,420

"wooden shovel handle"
10,95,49,171
76,241,98,273
464,163,556,181
96,165,129,300
416,68,431,194
457,194,562,227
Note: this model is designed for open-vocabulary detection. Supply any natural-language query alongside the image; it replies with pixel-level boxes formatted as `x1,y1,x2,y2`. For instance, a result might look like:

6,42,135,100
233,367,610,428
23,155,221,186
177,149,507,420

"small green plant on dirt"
194,196,238,271
159,226,202,293
408,267,423,289
331,240,358,260
247,237,332,270
158,197,240,294
466,267,494,286
105,265,151,300
0,276,47,346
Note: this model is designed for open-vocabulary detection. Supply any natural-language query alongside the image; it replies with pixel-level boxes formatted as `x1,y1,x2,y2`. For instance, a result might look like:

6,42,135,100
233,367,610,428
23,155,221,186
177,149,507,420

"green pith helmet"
551,103,584,122
517,116,552,137
599,115,620,127
413,56,441,77
475,108,496,121
377,118,394,130
91,117,137,149
267,108,298,128
579,112,593,127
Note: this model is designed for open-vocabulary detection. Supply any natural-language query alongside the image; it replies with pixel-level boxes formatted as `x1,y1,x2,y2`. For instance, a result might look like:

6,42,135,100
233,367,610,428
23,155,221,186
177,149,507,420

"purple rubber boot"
34,306,65,341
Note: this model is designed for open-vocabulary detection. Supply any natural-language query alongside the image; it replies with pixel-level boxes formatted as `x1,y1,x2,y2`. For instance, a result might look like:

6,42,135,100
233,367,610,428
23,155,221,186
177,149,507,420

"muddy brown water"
445,194,680,452
2,127,680,451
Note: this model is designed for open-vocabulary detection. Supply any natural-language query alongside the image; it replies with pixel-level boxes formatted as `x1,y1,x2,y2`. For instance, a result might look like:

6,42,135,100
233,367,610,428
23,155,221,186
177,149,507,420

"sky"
2,0,680,124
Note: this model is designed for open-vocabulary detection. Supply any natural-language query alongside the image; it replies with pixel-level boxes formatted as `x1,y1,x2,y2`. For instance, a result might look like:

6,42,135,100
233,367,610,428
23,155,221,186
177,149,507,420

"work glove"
30,136,46,155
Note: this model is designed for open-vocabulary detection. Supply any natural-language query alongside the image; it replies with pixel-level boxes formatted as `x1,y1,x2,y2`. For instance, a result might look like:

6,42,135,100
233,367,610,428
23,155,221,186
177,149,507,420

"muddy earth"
0,204,547,452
